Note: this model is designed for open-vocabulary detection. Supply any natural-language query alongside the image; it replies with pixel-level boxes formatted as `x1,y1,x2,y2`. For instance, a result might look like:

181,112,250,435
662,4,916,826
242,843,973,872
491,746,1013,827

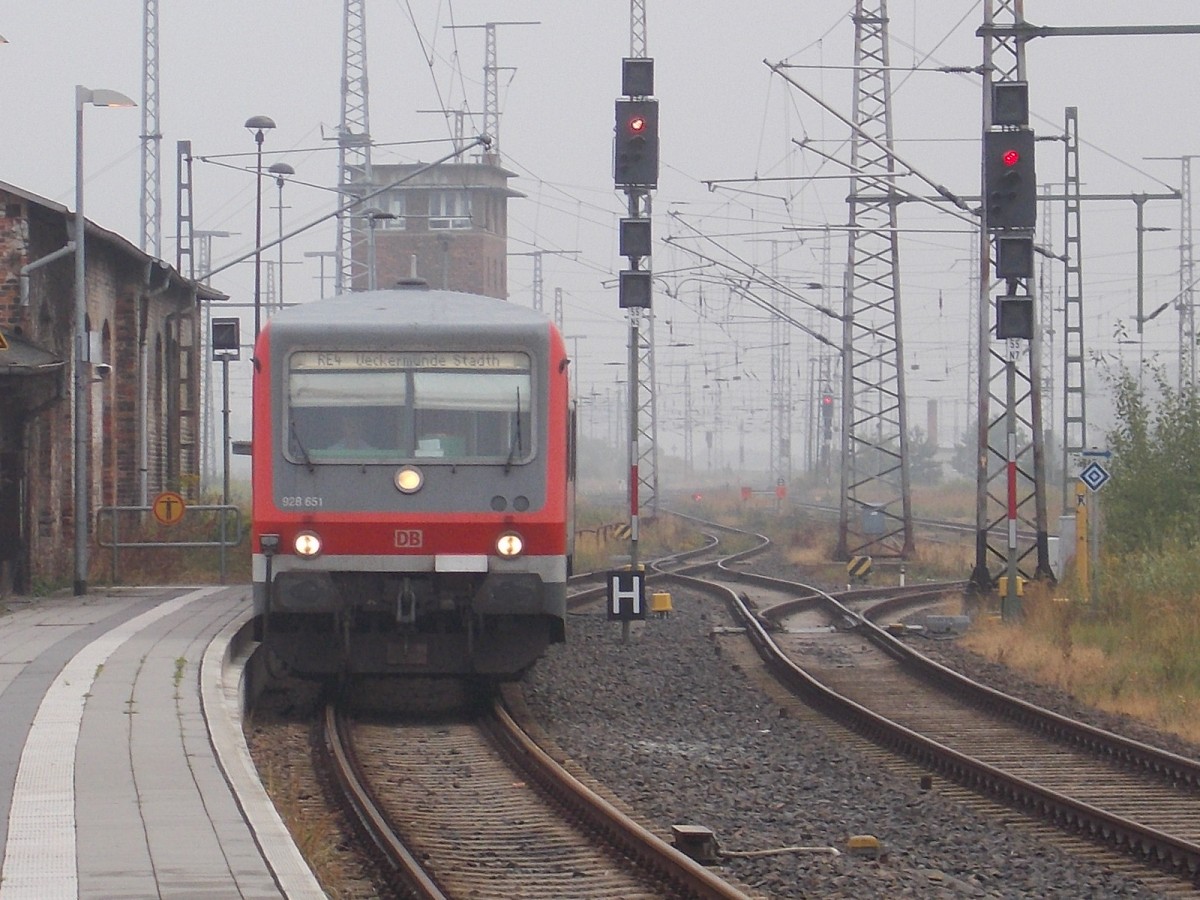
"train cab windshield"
285,350,534,465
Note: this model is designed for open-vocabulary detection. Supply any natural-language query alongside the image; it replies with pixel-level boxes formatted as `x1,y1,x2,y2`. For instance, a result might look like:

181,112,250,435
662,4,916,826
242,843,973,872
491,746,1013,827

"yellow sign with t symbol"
152,491,186,526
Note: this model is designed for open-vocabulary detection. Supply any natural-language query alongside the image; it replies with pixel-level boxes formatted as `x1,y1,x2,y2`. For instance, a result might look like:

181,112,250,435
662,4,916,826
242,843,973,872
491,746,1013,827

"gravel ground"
522,586,1177,899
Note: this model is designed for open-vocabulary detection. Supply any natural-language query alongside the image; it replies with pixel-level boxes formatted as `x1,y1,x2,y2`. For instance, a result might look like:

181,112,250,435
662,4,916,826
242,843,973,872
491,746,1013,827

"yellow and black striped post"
847,555,872,584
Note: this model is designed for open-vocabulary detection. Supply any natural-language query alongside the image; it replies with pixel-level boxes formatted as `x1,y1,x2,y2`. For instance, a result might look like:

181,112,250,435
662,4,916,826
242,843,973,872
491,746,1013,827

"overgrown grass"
259,759,358,895
779,516,836,568
911,480,976,522
963,542,1200,743
572,508,710,572
903,537,974,582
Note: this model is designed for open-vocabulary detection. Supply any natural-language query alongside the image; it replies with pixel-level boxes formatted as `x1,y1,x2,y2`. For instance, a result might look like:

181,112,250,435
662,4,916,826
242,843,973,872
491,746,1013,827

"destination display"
290,350,528,372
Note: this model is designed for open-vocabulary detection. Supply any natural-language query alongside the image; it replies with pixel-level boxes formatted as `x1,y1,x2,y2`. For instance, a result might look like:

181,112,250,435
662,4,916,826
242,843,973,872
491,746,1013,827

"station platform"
0,585,323,898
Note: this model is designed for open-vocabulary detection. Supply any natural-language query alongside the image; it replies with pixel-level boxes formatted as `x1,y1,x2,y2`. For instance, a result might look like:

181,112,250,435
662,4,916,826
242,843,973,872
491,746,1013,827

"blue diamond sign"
1079,460,1111,492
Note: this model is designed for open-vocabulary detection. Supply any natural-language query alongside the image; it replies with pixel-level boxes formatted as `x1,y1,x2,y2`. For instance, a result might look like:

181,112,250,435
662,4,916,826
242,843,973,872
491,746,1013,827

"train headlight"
293,531,322,558
394,466,423,494
496,532,524,558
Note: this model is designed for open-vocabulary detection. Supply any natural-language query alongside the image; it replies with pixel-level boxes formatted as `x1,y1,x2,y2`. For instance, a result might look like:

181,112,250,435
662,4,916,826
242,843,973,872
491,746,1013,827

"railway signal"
619,269,652,309
614,99,659,188
821,392,834,439
996,293,1034,340
991,81,1029,127
619,217,652,259
984,129,1036,231
995,234,1034,280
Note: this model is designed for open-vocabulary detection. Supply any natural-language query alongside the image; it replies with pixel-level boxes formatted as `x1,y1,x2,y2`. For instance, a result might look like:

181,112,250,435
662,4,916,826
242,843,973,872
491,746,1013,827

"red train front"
250,285,573,678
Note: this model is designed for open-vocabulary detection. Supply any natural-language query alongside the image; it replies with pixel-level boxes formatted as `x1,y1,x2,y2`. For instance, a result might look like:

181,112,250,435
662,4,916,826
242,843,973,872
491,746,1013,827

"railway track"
653,527,1200,888
319,694,754,899
250,509,1198,892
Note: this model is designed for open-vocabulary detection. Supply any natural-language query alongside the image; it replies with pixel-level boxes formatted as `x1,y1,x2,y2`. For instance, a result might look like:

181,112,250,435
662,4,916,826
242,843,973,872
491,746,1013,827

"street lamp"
74,85,136,596
267,161,294,310
244,115,276,337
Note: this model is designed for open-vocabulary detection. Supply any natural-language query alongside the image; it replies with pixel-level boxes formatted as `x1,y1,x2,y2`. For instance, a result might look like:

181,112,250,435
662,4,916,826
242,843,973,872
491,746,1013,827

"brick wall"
0,185,200,591
373,229,509,299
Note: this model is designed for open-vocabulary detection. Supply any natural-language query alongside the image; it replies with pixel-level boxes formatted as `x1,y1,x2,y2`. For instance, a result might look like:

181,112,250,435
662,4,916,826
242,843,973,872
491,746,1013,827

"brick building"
0,181,215,593
355,159,522,298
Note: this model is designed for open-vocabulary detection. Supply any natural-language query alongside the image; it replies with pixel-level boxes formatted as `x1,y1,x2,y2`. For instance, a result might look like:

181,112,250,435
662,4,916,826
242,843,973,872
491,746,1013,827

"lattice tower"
835,0,915,559
140,0,162,257
625,0,659,517
971,0,1053,594
768,250,792,488
1182,158,1196,387
335,0,372,294
1061,108,1087,513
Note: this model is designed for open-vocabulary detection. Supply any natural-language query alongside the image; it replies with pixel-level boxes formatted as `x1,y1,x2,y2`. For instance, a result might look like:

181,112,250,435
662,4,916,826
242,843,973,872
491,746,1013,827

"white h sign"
607,570,645,620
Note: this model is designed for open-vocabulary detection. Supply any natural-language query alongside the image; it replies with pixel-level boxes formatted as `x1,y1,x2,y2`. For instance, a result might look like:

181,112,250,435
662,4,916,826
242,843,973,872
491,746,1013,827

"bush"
1105,366,1200,554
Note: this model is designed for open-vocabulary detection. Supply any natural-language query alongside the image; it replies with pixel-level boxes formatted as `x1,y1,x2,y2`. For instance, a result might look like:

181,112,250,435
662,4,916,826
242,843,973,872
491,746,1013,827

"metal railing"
96,503,242,584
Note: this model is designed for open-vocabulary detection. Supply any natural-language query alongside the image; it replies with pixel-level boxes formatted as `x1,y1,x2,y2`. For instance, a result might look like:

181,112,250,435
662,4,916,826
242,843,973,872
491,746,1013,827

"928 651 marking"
279,495,325,508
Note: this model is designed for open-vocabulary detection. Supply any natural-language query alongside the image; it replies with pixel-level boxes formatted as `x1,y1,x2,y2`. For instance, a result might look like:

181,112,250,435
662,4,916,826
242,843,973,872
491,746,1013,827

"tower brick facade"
352,160,522,298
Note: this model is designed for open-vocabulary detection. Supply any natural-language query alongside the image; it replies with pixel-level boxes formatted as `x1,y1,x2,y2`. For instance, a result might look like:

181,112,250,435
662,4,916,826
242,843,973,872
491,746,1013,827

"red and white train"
250,284,574,678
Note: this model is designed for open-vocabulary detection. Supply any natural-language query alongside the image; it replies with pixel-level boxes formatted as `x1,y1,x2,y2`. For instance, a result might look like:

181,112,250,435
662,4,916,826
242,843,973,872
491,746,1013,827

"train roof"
268,287,555,334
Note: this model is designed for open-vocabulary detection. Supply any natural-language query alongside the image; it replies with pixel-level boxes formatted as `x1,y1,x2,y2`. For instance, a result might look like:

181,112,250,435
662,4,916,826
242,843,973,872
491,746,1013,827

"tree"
908,427,944,485
1104,366,1200,554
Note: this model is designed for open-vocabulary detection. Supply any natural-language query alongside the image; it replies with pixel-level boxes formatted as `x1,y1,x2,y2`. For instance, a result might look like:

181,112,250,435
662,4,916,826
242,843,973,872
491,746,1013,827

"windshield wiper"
290,420,315,473
504,387,523,474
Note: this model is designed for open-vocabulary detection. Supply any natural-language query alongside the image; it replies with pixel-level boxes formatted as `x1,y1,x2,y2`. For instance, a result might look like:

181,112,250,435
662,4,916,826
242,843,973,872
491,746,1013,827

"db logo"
394,529,424,549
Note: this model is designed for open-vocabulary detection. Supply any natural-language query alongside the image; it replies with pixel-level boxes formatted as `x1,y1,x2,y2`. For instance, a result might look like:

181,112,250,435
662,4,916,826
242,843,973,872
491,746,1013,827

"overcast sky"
3,1,1200,470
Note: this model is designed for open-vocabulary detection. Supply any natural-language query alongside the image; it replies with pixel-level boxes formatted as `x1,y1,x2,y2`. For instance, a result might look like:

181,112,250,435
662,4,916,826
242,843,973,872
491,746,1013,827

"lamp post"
267,161,294,310
365,210,397,291
244,115,276,338
74,85,136,596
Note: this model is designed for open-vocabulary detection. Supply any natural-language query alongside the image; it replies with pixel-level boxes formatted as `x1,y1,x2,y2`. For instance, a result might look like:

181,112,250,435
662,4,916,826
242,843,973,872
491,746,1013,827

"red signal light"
821,394,833,406
1002,148,1020,167
614,98,658,188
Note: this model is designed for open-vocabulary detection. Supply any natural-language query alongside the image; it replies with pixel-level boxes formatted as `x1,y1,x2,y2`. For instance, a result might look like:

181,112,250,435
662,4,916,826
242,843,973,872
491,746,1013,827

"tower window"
429,191,472,230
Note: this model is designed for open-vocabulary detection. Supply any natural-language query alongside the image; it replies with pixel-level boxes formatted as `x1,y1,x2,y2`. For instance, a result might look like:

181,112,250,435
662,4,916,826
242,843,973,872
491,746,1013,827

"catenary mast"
973,0,1054,609
335,0,373,294
836,0,915,559
628,0,660,518
140,0,162,257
